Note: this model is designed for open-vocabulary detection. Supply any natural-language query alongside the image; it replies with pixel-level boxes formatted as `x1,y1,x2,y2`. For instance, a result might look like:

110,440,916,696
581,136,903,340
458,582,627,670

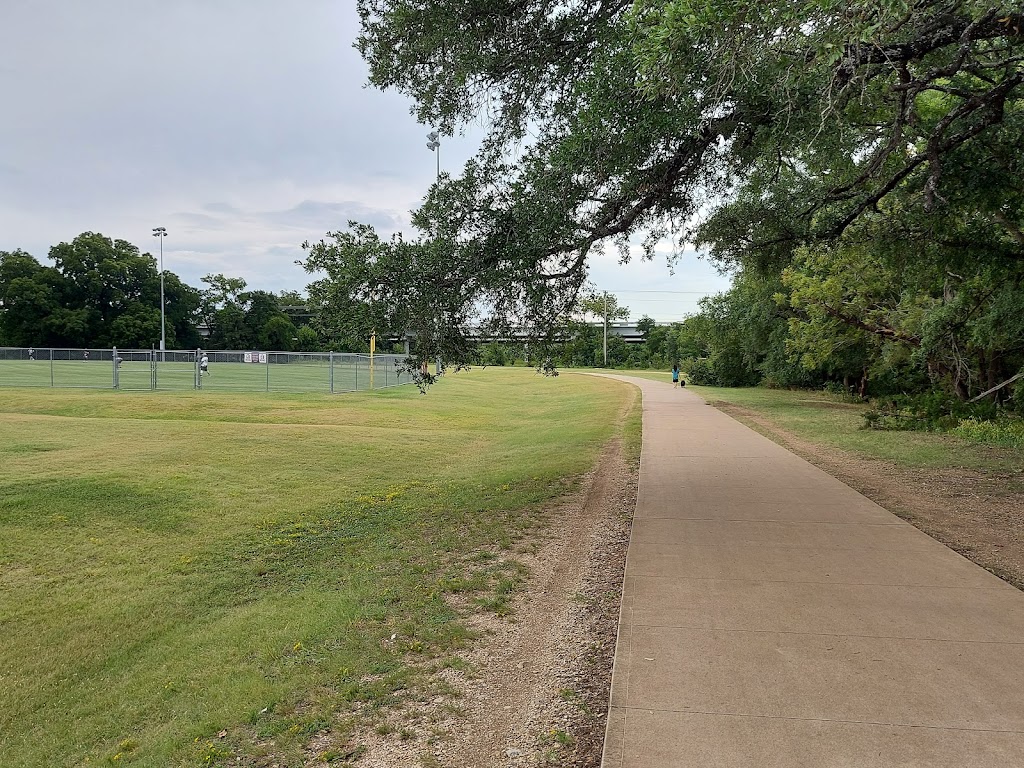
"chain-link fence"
0,348,412,393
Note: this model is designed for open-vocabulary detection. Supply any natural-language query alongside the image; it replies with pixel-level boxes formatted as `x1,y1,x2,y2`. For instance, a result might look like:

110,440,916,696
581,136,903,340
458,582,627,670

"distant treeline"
483,258,1024,424
0,232,388,353
4,232,1023,423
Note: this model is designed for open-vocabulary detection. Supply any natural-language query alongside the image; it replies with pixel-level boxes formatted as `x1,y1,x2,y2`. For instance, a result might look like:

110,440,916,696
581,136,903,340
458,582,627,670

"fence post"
50,350,54,387
151,348,157,390
329,351,334,394
266,353,270,392
112,346,119,389
354,356,358,391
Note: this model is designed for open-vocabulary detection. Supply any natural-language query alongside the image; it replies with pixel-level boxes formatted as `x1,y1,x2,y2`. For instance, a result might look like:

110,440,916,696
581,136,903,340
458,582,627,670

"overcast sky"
0,0,732,321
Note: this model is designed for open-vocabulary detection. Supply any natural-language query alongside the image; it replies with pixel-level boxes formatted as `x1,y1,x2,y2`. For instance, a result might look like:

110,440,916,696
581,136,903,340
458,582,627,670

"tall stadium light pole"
152,227,167,360
426,131,440,181
426,131,441,373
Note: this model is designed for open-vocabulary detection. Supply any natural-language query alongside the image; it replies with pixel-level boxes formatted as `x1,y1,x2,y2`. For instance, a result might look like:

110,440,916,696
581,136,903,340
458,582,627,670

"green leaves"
1,234,204,349
338,1,1024,385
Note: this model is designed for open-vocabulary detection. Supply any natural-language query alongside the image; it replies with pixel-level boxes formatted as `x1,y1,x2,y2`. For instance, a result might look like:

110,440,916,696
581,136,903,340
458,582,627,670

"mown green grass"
567,367,1020,471
561,372,645,463
687,385,1023,473
571,368,674,386
0,368,636,768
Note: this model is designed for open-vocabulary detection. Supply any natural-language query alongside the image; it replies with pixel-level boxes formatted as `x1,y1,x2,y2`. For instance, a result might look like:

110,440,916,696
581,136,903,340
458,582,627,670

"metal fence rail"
0,348,412,393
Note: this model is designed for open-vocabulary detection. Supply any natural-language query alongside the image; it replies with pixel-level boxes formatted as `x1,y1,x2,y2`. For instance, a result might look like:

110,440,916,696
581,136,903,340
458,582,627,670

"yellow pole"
370,331,376,389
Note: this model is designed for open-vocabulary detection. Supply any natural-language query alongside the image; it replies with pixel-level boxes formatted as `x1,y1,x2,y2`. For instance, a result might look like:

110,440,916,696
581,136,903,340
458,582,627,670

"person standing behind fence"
671,363,680,387
200,353,210,376
83,350,89,361
28,347,34,361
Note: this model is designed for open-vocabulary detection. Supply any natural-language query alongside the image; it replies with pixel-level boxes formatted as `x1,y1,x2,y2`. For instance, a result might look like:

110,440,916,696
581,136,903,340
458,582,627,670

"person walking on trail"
200,353,210,376
671,363,680,387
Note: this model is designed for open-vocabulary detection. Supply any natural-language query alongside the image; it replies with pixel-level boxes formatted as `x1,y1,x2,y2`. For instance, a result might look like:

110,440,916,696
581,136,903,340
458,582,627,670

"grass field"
0,359,406,393
688,385,1023,472
0,368,636,768
578,369,674,386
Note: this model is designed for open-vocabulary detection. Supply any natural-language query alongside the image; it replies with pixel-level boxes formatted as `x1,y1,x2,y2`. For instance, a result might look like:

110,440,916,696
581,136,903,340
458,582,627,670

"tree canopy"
311,0,1024,386
0,237,320,353
0,234,201,349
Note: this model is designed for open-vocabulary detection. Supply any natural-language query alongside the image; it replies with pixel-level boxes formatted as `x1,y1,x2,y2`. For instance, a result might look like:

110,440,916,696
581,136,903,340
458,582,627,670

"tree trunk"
987,353,1002,401
954,374,969,401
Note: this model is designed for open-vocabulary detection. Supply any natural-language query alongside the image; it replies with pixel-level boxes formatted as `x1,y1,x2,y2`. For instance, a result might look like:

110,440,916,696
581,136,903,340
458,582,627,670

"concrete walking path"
600,375,1024,767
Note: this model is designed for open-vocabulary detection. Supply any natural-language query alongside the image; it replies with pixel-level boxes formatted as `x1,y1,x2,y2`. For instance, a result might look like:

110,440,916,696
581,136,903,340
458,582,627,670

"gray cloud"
158,198,405,291
0,0,731,315
173,199,400,233
260,200,402,232
173,212,230,230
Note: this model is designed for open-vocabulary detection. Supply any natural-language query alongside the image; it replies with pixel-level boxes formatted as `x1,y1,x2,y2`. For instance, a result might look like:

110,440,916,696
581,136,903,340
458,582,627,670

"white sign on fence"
243,352,268,363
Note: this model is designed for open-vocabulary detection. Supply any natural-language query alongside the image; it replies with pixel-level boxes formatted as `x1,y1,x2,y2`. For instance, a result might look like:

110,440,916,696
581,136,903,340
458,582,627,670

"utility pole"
603,291,608,367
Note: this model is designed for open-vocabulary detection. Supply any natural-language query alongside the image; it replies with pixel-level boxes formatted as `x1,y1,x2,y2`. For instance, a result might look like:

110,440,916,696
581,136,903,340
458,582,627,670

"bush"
863,391,1000,431
952,417,1024,449
822,380,851,397
683,353,760,387
758,352,826,390
1011,375,1024,414
685,357,717,386
711,349,758,387
295,325,320,352
820,380,864,402
479,342,512,366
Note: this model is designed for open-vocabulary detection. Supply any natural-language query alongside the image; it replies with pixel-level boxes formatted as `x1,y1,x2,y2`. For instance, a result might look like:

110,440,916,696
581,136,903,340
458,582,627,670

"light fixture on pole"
426,131,440,181
152,227,167,359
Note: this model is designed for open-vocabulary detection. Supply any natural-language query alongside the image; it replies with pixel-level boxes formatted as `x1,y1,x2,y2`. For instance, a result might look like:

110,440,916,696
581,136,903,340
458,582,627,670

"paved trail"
601,376,1024,767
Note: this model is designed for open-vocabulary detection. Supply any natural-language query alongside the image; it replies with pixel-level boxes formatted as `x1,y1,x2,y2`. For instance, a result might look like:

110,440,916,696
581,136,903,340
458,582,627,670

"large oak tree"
305,1,1024,378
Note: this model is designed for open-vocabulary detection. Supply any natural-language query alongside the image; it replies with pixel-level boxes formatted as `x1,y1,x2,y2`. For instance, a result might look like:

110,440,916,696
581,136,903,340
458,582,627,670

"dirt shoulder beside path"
714,401,1024,591
320,387,639,768
431,432,637,768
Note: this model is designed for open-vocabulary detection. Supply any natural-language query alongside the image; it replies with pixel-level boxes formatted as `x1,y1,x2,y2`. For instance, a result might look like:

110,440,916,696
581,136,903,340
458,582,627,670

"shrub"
1011,375,1024,414
863,391,1000,431
952,418,1024,449
478,342,512,366
711,349,758,387
685,357,717,386
822,381,851,396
